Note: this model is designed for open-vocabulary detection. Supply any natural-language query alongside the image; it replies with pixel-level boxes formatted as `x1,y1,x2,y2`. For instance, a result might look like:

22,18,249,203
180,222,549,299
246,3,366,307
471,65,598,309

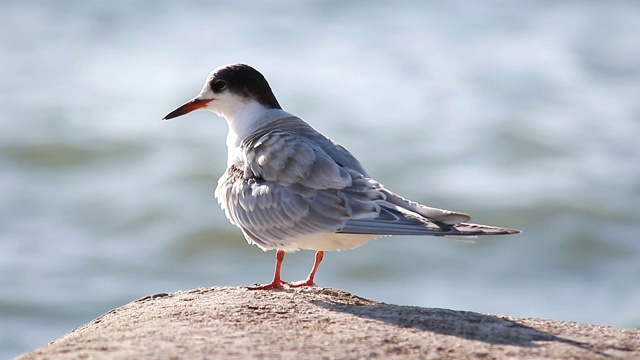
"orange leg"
247,250,288,290
290,251,324,288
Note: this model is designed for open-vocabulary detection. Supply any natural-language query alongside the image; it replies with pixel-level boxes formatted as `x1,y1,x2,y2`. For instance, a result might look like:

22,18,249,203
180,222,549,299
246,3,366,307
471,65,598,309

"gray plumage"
215,111,519,252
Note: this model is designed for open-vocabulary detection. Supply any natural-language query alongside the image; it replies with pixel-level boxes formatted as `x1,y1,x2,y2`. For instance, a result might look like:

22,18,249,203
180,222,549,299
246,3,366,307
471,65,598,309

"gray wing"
216,117,519,250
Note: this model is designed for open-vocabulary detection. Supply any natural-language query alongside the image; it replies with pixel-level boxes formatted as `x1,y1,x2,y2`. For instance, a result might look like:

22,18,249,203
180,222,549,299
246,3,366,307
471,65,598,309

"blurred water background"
2,0,640,357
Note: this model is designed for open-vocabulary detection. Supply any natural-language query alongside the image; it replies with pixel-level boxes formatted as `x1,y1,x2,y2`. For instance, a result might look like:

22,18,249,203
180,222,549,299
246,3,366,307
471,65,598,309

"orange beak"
162,98,212,120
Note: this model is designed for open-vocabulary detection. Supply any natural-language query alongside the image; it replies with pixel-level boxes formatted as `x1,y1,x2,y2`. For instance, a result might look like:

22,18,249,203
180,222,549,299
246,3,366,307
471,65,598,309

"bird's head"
162,63,281,121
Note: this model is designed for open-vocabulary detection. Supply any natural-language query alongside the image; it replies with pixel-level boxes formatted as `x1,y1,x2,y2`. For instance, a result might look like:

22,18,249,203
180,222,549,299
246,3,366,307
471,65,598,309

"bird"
162,63,521,290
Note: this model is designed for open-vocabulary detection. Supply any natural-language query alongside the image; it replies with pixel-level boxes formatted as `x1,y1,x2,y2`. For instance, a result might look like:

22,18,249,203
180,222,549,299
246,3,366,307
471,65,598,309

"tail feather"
379,188,471,225
338,191,521,237
452,222,521,235
340,219,520,237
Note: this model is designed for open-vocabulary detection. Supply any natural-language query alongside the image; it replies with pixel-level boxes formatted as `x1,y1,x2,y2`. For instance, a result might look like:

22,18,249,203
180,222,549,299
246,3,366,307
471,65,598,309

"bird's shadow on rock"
310,298,606,356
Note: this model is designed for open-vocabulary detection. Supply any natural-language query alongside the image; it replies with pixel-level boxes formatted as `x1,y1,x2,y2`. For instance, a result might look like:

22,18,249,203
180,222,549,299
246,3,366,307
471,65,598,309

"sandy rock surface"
17,286,639,359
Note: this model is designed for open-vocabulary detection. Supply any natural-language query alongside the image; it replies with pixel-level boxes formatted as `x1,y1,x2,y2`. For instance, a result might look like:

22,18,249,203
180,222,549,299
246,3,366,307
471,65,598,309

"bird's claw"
289,279,317,288
246,279,289,290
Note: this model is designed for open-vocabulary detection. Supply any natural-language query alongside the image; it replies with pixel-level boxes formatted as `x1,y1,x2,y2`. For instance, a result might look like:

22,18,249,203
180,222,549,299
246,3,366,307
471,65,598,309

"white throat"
216,99,269,149
205,98,289,166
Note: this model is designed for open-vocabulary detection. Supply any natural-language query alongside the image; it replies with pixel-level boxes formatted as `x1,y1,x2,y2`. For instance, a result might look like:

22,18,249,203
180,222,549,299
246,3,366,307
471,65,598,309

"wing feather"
215,115,519,251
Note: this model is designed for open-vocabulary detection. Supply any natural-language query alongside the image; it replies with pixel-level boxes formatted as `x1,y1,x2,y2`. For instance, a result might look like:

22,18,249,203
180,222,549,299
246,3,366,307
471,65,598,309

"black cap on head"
209,64,282,110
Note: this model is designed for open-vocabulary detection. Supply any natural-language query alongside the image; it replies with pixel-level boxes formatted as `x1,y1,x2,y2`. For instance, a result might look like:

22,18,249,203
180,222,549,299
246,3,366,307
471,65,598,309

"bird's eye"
212,80,227,92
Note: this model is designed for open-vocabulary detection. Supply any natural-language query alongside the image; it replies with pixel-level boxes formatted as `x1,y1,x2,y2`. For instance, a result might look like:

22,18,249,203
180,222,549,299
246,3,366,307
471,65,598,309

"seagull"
162,63,520,290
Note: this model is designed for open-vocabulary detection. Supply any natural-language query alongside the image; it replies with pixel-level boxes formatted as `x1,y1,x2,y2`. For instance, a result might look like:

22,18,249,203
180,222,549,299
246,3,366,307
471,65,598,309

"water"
2,1,640,358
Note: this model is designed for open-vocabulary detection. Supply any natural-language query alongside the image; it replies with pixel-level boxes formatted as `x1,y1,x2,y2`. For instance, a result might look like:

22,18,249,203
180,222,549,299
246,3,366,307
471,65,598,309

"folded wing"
216,116,519,251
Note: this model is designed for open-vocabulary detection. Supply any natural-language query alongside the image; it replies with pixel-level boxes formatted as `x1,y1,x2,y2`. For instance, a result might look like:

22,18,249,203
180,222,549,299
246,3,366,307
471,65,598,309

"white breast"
274,233,384,252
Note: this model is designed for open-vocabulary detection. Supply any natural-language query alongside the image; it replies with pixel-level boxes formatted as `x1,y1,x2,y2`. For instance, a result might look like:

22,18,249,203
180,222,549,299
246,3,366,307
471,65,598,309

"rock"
17,287,639,359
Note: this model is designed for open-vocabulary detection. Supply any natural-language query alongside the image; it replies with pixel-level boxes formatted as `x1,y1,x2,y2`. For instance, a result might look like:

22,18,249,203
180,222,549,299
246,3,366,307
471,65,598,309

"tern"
163,63,520,290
